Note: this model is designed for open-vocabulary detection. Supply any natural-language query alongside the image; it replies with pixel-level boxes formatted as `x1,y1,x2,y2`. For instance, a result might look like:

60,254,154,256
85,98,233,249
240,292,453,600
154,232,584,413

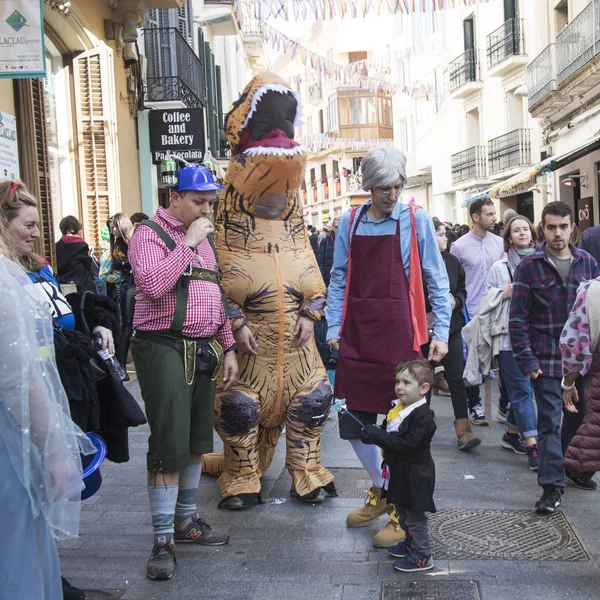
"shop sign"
0,111,19,180
576,197,594,232
0,0,45,79
149,108,205,164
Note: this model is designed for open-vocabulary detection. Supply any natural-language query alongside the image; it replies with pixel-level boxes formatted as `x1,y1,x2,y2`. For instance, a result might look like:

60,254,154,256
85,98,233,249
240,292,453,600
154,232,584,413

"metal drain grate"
268,467,371,499
429,509,588,561
81,591,125,599
382,580,481,600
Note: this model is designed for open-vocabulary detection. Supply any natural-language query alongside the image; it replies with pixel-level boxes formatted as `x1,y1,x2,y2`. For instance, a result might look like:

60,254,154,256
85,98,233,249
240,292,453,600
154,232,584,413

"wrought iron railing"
239,16,262,36
488,129,531,175
449,49,479,93
143,27,204,108
556,1,600,84
527,44,556,108
451,146,487,185
487,18,526,69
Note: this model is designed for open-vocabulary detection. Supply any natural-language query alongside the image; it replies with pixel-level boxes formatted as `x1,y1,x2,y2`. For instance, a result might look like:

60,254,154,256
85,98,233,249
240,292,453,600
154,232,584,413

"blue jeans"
498,351,537,439
532,374,589,490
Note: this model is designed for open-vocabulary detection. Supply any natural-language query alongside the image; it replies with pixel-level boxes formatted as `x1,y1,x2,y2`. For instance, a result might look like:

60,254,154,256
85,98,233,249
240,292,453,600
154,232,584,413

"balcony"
556,1,600,93
527,44,570,118
488,129,531,177
451,146,487,187
143,28,204,108
449,49,483,99
487,18,527,77
308,80,323,103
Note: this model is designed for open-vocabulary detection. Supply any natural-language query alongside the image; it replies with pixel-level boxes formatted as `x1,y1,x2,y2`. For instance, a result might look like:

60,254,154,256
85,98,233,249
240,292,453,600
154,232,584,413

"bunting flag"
258,19,437,101
235,0,494,21
299,133,394,152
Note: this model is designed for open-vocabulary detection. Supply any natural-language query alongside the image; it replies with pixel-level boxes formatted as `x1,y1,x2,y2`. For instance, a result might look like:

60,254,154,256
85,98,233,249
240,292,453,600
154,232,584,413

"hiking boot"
346,486,392,528
501,431,527,455
387,538,411,558
566,472,598,490
432,371,450,396
454,418,481,451
468,403,488,426
61,577,85,600
373,511,406,548
174,517,229,545
535,487,562,515
526,445,539,471
393,550,433,572
147,542,176,580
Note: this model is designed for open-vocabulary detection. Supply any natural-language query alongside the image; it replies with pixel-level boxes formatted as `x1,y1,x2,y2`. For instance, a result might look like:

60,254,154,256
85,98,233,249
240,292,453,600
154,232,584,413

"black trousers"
422,332,468,420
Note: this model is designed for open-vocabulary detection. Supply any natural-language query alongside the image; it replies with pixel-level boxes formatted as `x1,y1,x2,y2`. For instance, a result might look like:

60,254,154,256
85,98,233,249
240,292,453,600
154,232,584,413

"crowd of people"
2,141,600,597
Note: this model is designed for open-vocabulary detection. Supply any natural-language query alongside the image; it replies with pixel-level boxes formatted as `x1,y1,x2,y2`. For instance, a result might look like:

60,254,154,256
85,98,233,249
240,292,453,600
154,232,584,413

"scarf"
507,245,535,274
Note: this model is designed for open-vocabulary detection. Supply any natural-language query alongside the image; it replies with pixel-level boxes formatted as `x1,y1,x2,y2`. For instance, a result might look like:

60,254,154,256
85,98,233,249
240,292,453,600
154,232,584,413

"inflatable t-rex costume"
204,72,335,509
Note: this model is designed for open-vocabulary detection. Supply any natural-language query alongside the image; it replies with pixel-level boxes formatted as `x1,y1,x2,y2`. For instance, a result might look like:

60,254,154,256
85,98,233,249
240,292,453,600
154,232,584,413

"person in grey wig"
326,146,451,551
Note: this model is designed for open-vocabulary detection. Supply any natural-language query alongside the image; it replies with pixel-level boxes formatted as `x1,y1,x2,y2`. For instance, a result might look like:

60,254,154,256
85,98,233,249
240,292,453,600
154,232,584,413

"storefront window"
44,37,75,239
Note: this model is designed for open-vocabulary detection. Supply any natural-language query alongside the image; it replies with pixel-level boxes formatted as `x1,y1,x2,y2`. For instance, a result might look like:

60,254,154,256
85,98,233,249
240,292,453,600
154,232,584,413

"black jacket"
55,236,97,293
424,251,466,337
580,225,600,267
363,404,436,513
309,232,319,254
316,232,335,286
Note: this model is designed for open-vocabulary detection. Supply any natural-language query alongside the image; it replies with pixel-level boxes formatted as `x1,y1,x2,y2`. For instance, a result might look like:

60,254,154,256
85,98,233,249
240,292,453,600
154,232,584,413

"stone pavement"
60,381,600,600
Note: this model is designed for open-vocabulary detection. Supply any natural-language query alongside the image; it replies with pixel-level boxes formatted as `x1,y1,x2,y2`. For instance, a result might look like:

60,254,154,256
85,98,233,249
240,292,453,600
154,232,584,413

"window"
307,116,313,134
332,159,339,178
320,163,328,183
310,168,316,186
318,109,324,134
328,97,338,132
378,97,392,126
339,96,377,126
44,36,76,240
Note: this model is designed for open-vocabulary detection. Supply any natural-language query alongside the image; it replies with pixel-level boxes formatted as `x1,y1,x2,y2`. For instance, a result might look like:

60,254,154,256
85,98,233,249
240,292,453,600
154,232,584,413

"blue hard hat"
176,165,224,192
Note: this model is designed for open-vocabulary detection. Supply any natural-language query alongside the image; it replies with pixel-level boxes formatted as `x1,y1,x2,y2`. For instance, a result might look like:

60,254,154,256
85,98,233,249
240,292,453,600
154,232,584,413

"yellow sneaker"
372,510,406,548
346,486,392,528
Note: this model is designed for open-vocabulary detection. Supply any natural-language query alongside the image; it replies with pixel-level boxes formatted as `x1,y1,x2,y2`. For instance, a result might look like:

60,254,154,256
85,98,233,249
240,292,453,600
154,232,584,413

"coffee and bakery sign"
149,108,205,164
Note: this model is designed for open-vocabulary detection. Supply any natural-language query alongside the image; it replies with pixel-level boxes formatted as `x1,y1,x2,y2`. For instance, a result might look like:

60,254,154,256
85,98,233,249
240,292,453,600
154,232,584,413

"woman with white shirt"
487,216,539,471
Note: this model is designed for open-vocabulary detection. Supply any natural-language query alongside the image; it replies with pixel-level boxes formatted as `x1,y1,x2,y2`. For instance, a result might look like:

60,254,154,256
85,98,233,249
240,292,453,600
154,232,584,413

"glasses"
376,186,403,198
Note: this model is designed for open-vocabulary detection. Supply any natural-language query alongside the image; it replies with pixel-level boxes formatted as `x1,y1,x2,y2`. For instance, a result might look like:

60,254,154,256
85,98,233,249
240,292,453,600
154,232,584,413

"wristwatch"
561,378,575,391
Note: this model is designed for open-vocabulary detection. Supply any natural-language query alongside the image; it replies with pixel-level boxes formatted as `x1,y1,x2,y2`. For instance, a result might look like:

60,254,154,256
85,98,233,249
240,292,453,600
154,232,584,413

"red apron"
334,207,421,414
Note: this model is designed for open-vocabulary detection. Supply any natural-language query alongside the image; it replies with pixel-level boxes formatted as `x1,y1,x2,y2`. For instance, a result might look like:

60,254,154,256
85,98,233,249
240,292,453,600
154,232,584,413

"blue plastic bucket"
81,433,107,500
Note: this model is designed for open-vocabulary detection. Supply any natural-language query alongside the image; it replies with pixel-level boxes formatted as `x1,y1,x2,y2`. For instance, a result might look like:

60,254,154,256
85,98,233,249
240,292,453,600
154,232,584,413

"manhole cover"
382,580,481,600
82,591,125,599
269,467,371,499
430,509,588,561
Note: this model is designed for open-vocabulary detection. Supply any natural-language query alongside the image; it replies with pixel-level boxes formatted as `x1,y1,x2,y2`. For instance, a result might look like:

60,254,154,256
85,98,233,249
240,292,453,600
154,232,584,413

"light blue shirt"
325,200,451,343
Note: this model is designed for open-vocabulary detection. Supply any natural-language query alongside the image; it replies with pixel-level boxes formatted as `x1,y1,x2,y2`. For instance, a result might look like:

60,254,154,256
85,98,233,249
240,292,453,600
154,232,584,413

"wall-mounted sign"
576,196,594,232
0,111,19,180
149,108,205,164
0,0,45,79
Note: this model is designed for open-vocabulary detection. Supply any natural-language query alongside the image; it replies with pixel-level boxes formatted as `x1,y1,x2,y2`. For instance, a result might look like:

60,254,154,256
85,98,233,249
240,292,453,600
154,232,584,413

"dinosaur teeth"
241,84,304,131
242,146,308,157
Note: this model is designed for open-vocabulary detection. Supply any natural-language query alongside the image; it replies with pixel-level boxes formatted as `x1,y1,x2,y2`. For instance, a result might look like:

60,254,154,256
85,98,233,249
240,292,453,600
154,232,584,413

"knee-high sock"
349,438,384,488
175,461,202,528
148,485,178,544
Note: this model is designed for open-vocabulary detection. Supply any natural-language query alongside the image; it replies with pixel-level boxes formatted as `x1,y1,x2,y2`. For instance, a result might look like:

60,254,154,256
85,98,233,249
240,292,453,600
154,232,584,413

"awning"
461,132,600,208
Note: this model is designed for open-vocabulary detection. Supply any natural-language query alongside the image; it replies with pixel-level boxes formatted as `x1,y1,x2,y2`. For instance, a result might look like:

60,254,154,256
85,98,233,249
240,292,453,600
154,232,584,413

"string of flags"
259,19,437,101
235,0,494,21
298,133,395,152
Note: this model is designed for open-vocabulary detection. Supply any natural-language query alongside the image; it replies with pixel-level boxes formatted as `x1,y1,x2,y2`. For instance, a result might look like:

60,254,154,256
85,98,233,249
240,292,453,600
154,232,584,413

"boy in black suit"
361,358,436,572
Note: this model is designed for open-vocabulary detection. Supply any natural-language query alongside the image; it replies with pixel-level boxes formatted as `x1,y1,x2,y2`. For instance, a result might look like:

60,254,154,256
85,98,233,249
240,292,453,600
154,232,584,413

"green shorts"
131,336,215,473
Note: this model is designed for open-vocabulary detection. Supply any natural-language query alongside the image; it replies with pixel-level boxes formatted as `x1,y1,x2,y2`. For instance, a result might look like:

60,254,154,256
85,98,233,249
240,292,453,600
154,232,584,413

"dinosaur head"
222,72,307,221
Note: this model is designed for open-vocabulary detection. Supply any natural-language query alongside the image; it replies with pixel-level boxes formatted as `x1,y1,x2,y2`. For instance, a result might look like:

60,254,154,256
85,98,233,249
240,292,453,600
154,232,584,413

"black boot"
62,576,86,600
218,493,261,510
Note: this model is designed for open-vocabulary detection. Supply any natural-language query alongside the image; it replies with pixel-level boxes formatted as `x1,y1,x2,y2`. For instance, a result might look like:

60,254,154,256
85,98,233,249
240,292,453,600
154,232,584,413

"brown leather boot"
432,370,450,395
454,418,481,451
346,485,392,528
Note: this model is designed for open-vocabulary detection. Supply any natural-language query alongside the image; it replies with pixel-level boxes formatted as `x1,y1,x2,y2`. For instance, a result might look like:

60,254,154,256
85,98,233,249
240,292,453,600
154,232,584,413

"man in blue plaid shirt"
510,202,599,515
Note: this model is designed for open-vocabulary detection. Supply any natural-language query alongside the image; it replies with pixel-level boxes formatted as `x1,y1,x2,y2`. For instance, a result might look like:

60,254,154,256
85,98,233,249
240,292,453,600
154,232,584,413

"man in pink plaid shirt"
129,165,238,581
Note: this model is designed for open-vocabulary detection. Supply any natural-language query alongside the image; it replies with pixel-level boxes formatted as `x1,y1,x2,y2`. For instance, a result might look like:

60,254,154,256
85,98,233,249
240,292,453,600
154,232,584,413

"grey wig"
360,147,408,191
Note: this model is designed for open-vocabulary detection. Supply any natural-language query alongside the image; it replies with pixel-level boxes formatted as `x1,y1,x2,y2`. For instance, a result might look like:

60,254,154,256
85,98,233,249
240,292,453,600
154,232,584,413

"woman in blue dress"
0,192,94,599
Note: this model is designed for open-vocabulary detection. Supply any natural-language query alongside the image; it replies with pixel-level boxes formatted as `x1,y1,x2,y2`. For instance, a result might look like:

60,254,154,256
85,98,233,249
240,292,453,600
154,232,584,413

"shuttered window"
73,42,120,248
14,79,56,267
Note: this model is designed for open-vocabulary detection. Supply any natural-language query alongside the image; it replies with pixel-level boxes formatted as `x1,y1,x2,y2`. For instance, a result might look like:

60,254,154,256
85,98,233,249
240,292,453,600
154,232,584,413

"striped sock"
174,461,202,529
148,484,178,545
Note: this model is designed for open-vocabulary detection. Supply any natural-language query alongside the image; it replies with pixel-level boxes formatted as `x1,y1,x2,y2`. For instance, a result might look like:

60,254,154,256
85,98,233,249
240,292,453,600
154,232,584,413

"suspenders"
139,220,229,334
